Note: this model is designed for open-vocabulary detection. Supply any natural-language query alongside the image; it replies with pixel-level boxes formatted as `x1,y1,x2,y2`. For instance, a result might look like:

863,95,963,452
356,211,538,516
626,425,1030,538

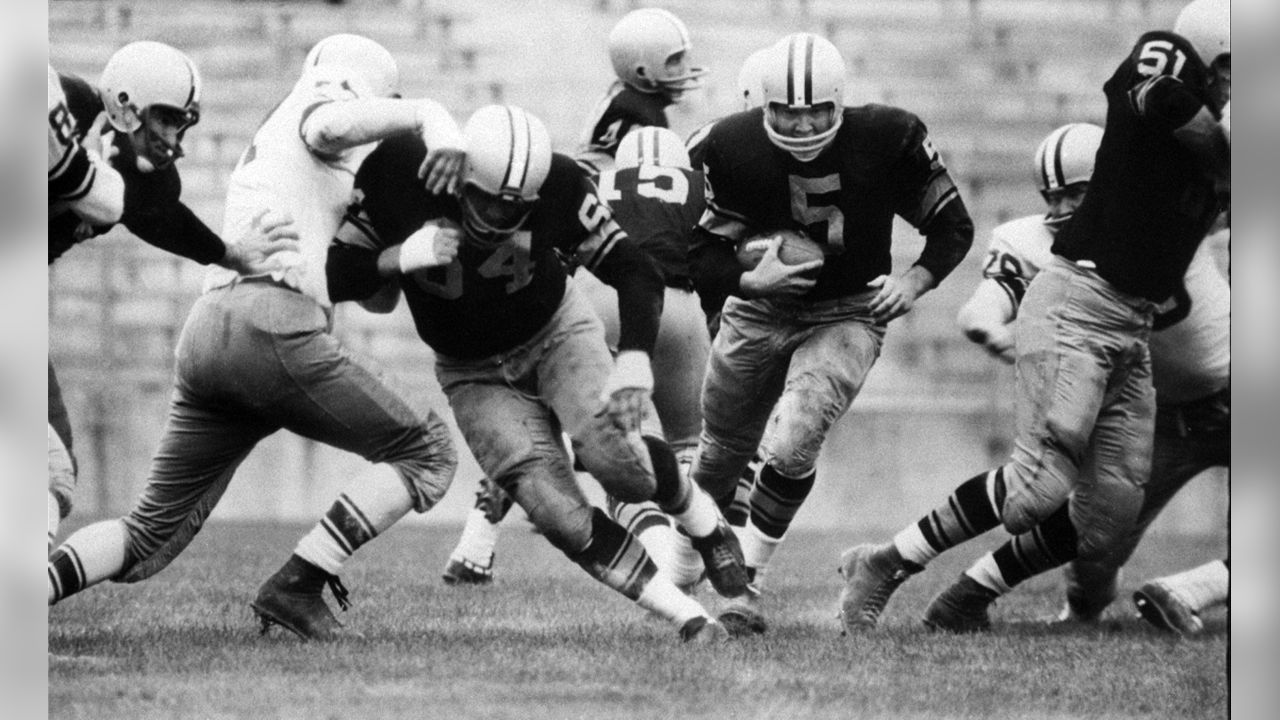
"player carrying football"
688,32,975,636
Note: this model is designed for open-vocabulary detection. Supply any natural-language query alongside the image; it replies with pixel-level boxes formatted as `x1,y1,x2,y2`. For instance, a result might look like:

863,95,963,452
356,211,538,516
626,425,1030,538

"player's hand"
739,238,822,298
398,222,462,273
418,147,466,196
868,270,929,324
596,350,654,432
82,112,118,164
222,209,301,275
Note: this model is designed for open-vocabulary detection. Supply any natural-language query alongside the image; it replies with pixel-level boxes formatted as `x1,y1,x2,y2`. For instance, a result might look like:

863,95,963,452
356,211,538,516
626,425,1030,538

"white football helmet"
1034,122,1103,230
615,126,691,170
459,105,552,245
759,33,846,161
99,41,201,135
736,47,770,111
608,8,706,98
1174,0,1230,68
304,33,400,98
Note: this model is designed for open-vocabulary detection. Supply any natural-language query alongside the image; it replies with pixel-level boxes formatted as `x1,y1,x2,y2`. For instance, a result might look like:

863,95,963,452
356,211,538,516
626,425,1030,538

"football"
735,229,826,271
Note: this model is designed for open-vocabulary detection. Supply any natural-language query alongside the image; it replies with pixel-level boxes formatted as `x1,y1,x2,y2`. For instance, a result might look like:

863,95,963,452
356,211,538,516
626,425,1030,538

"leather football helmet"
459,105,552,245
759,33,846,161
1034,122,1103,230
608,8,706,99
1174,0,1230,69
615,126,691,170
303,33,400,99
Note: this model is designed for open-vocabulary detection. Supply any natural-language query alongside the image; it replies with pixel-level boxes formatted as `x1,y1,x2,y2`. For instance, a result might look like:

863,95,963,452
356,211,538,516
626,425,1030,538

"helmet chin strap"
1042,212,1073,235
762,112,842,162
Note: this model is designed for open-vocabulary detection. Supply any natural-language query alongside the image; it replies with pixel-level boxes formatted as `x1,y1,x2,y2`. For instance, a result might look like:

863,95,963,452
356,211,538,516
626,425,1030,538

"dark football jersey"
577,82,670,167
595,165,705,289
49,73,224,266
1053,31,1223,303
693,106,973,303
336,134,656,360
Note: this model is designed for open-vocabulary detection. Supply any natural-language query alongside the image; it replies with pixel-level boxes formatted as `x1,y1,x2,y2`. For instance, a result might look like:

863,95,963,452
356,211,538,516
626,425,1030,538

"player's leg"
546,286,749,599
440,359,726,643
839,264,1103,632
1134,557,1229,634
251,286,457,639
48,289,275,606
442,476,512,585
47,426,74,555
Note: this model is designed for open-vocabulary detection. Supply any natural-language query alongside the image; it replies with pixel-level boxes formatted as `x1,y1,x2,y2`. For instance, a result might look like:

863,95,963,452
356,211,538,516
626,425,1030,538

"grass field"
49,520,1228,720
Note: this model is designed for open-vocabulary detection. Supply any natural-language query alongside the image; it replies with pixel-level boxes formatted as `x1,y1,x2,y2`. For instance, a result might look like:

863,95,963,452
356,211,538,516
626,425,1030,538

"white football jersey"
985,215,1229,403
205,64,381,307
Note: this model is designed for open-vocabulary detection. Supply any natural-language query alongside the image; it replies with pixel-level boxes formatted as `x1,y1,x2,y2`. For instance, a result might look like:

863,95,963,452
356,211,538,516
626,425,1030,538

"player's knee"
527,497,595,554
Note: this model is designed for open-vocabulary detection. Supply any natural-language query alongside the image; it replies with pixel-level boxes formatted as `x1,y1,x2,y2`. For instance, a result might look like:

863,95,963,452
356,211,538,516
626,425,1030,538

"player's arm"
573,193,664,356
48,68,124,226
956,278,1018,364
690,183,816,300
300,82,464,194
880,124,974,321
1130,75,1229,188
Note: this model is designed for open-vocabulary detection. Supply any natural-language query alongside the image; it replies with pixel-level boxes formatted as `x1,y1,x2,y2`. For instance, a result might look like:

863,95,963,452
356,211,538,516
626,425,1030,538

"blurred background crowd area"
48,0,1226,533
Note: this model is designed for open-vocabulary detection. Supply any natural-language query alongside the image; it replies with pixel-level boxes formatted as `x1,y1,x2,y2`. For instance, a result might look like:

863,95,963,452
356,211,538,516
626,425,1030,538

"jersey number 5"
789,174,845,251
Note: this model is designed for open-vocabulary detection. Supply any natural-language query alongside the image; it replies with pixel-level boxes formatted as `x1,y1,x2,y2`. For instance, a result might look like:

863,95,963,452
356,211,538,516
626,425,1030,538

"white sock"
450,508,501,567
668,486,720,538
1163,560,1230,612
48,492,62,555
295,473,413,575
965,552,1012,595
48,519,128,604
636,573,711,626
740,521,781,589
894,523,939,567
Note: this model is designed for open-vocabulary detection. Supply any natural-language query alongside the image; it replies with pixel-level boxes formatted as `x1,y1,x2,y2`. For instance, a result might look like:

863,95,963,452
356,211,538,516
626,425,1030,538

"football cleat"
442,555,494,586
688,520,751,598
678,615,730,644
251,559,350,642
718,585,767,637
922,574,1000,633
1133,580,1204,635
837,542,921,633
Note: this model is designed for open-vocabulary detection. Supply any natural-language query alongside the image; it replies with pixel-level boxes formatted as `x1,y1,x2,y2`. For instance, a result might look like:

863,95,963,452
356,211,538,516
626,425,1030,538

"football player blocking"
838,0,1230,634
47,42,302,554
324,103,746,642
443,7,717,590
48,35,467,643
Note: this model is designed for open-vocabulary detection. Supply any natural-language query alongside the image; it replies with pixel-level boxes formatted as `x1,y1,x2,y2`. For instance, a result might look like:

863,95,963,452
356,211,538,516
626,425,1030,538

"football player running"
46,44,297,553
894,122,1230,632
48,34,465,643
441,126,714,592
575,7,706,175
838,0,1229,634
326,105,747,642
689,33,975,636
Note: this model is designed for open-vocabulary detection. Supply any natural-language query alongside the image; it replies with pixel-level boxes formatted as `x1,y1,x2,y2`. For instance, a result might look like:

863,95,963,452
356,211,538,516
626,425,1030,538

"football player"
575,7,706,175
838,0,1229,634
442,126,714,591
326,105,748,642
897,123,1230,632
48,34,466,643
689,33,975,636
46,43,298,551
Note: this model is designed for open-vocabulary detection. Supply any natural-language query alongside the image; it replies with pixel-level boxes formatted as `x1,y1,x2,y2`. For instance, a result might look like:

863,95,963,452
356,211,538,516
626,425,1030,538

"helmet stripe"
504,107,532,195
1049,125,1070,189
786,34,813,106
646,128,658,165
657,9,692,50
182,56,197,108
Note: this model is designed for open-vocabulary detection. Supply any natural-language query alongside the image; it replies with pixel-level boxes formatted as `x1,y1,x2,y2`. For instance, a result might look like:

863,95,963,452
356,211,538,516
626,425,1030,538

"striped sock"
895,469,1005,567
47,519,127,605
990,505,1077,590
749,464,815,539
